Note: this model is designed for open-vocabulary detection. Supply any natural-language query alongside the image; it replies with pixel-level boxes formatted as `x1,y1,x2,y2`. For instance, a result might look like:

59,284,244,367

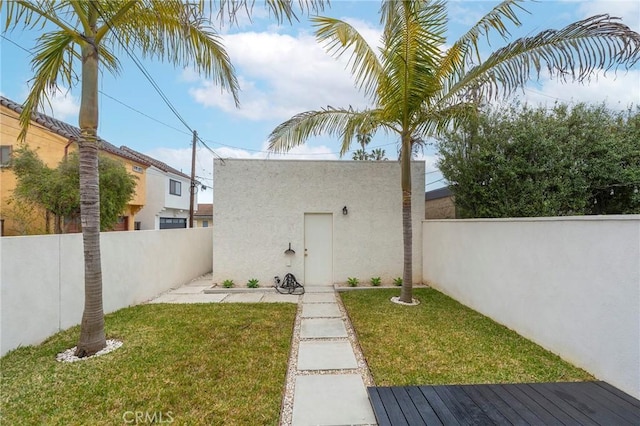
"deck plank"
405,386,443,425
461,384,528,425
519,383,586,425
595,382,640,409
486,384,546,425
443,385,495,425
555,382,635,425
367,388,392,426
534,382,601,425
500,383,563,425
390,387,428,425
377,387,409,426
368,382,640,426
418,386,460,425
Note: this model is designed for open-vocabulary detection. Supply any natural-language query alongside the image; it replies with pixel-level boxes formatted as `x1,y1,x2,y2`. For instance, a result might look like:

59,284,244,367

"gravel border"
56,339,123,363
279,292,375,425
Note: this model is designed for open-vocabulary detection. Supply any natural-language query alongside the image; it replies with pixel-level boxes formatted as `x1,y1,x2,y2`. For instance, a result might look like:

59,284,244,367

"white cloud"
37,88,80,121
519,70,640,109
188,25,380,121
577,1,640,31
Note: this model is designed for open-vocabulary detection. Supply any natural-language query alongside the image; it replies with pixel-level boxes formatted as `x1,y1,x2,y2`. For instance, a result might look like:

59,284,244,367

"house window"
202,220,209,228
132,165,143,173
169,179,181,196
0,145,12,166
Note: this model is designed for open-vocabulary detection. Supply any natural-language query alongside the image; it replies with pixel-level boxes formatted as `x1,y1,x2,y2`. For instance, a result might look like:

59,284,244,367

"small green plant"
347,277,359,287
370,277,381,286
222,279,234,288
393,277,403,286
247,278,259,288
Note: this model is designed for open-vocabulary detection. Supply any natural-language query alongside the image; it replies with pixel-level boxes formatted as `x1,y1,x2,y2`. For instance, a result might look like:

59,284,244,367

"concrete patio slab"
292,374,376,425
301,303,341,318
297,340,358,371
147,294,180,303
304,285,334,293
150,293,228,304
302,293,336,303
222,293,265,303
261,293,300,303
167,286,208,294
300,318,347,338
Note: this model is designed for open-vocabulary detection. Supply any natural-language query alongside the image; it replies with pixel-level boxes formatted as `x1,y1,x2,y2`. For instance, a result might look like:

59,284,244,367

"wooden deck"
368,381,640,425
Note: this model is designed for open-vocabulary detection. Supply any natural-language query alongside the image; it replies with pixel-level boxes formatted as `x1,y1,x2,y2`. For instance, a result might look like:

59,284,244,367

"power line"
427,178,446,186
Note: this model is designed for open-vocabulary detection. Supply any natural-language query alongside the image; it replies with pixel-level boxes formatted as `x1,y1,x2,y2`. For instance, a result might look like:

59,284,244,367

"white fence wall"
422,216,640,398
1,228,212,356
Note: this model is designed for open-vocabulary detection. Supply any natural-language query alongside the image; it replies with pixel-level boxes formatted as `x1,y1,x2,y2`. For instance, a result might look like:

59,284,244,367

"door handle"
305,248,308,256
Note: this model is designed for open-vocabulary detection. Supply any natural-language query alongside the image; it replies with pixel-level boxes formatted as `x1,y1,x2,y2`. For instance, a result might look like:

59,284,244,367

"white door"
304,213,333,285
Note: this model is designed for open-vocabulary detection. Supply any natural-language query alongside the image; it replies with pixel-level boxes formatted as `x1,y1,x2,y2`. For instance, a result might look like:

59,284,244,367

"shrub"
247,278,259,288
370,277,381,286
393,277,403,286
222,279,234,288
347,277,359,287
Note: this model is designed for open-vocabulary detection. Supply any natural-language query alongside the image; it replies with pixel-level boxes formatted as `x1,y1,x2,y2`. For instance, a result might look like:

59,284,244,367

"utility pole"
189,130,197,228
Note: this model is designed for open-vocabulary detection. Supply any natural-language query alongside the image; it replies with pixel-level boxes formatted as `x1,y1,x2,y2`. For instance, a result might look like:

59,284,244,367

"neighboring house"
194,203,213,228
120,146,193,230
212,159,425,287
425,186,456,219
0,96,148,236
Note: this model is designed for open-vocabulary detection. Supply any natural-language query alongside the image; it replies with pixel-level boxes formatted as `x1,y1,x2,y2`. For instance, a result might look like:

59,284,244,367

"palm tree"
268,0,640,303
2,0,327,357
1,0,235,358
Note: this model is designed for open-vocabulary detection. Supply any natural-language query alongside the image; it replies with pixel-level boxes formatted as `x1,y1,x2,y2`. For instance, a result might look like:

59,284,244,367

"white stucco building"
121,147,193,230
212,159,425,287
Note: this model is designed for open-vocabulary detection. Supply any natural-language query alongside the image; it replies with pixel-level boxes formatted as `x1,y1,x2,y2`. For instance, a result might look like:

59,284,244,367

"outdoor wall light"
342,206,348,215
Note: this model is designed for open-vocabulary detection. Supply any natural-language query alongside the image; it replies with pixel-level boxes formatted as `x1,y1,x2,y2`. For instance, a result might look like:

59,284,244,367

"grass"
1,303,296,425
340,288,594,386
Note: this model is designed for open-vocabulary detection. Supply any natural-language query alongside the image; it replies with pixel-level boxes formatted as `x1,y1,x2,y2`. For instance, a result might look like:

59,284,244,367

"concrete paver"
304,285,335,293
297,340,358,371
152,293,228,304
222,293,265,303
167,286,210,294
300,318,348,338
301,303,341,318
292,374,376,425
261,293,300,303
302,293,336,303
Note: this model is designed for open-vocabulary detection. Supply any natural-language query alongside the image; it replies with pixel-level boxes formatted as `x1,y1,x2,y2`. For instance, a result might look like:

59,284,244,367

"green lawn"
340,288,593,386
1,303,296,425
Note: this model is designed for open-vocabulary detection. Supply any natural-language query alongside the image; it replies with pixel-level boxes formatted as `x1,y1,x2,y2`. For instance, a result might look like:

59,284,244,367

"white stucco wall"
422,216,640,398
1,227,212,355
136,166,165,230
212,159,424,287
137,168,192,230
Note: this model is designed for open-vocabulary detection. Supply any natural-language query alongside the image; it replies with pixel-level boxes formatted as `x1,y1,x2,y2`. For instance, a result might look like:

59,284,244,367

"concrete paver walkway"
285,286,376,426
146,276,376,425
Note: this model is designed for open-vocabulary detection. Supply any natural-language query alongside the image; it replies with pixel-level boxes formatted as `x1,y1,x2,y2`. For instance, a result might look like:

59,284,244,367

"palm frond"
99,0,239,106
2,0,78,34
214,0,327,25
437,0,526,83
19,30,77,140
378,0,446,123
268,107,389,156
313,16,383,99
443,14,640,105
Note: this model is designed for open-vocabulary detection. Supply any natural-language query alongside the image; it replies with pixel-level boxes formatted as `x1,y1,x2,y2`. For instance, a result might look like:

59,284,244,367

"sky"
1,0,639,204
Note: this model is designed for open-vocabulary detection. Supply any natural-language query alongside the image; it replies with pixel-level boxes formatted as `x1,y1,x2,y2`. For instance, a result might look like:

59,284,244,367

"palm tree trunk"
75,26,106,357
399,133,413,303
